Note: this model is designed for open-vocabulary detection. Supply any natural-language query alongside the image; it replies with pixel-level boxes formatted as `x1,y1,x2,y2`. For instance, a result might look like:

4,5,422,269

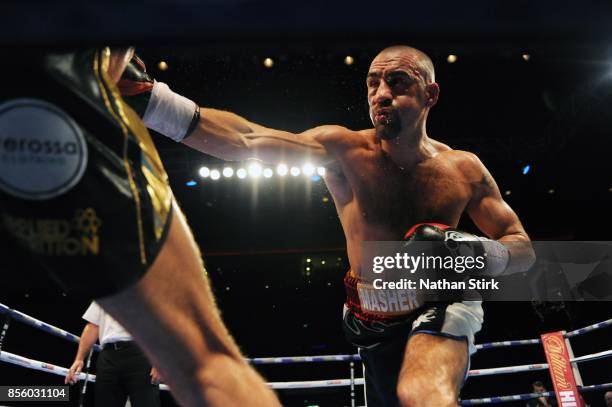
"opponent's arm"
465,154,535,274
118,55,338,165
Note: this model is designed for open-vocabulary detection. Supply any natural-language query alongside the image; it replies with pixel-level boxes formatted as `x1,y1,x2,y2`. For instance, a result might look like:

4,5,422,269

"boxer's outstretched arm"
465,154,535,273
182,108,340,165
118,56,340,165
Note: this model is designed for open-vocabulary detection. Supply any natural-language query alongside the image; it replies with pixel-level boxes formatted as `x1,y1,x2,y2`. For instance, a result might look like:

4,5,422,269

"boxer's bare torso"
317,127,485,282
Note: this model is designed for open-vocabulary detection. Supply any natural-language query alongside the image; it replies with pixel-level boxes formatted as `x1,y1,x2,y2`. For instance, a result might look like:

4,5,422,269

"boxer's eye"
387,76,410,92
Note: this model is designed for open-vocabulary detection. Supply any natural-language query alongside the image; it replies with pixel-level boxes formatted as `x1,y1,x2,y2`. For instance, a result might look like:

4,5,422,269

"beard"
374,110,401,140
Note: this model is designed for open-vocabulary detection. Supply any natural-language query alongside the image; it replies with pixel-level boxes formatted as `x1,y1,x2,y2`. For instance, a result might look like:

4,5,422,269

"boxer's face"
367,50,436,140
107,47,135,84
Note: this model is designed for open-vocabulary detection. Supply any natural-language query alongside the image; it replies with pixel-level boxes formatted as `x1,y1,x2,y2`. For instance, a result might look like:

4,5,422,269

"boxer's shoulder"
432,149,488,182
428,137,453,153
434,150,485,175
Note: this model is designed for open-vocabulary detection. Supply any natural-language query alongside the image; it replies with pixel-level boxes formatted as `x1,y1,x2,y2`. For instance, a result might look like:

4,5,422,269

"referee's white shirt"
82,302,133,346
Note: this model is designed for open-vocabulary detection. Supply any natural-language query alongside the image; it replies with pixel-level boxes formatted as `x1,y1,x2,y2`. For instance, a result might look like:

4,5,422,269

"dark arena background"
1,1,612,406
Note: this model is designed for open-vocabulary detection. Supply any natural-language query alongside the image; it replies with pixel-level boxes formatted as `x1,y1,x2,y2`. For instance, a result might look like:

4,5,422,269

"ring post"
78,349,94,407
563,330,584,387
350,361,356,407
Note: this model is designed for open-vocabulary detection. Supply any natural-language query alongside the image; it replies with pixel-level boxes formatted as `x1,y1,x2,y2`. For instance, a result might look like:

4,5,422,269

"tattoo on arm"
478,174,495,190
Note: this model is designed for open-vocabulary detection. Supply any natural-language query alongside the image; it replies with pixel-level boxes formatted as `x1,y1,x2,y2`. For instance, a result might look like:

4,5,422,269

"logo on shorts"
412,308,437,329
0,98,88,200
2,208,102,256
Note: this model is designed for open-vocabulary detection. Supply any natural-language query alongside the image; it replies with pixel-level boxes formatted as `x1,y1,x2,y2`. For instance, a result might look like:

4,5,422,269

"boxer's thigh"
396,302,483,406
398,333,467,406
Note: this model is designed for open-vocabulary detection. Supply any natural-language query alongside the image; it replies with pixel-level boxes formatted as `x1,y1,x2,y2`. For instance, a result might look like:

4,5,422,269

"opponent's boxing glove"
404,223,510,276
117,55,154,117
118,55,200,142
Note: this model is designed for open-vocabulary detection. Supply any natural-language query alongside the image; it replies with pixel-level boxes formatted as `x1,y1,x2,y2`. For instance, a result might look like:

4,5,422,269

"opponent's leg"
98,204,281,407
396,333,467,407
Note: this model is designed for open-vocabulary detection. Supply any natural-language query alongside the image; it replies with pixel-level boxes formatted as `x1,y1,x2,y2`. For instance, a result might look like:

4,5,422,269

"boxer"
0,48,280,407
122,45,535,406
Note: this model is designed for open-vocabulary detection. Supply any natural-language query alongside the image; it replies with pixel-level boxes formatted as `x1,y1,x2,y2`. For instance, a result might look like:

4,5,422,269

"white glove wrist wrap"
143,81,197,142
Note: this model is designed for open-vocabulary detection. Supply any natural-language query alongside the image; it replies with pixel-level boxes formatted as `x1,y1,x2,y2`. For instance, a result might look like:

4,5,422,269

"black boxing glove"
404,223,510,276
117,55,154,117
117,54,200,142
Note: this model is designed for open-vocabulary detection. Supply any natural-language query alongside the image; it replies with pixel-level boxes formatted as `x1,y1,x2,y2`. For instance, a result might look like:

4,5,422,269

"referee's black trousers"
94,342,160,407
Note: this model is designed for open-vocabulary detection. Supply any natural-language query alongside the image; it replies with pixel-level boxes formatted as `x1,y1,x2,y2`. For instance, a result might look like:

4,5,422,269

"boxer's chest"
338,149,471,232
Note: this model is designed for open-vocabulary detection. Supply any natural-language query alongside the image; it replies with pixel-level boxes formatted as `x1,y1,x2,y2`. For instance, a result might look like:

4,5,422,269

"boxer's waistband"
344,271,425,323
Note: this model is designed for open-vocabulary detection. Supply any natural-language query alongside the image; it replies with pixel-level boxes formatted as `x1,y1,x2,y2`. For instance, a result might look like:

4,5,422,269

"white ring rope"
268,378,365,390
2,347,611,390
0,303,101,351
460,383,612,405
248,355,359,364
0,351,170,391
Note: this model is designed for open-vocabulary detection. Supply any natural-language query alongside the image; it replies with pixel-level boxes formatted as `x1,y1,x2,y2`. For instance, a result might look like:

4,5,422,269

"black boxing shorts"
343,272,483,406
0,48,173,298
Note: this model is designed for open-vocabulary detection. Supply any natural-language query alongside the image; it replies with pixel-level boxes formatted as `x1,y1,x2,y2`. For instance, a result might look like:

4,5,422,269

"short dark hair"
374,45,436,84
532,381,544,387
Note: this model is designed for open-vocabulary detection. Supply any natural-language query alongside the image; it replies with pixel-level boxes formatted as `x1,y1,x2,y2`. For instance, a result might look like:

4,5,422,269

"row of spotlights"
263,54,530,67
264,56,355,68
199,164,326,179
161,53,532,72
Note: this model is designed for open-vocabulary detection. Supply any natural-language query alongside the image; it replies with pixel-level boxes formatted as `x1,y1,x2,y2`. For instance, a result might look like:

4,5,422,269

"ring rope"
566,318,612,337
248,355,360,364
0,303,102,352
3,348,610,404
268,378,365,389
2,348,611,388
475,338,541,350
459,382,612,405
0,350,170,391
468,349,612,377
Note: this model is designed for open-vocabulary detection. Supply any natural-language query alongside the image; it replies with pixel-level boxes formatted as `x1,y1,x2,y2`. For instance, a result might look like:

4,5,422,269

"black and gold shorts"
0,48,172,298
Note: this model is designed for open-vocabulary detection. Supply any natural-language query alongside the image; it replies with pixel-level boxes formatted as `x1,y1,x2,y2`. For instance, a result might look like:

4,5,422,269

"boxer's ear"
424,82,439,107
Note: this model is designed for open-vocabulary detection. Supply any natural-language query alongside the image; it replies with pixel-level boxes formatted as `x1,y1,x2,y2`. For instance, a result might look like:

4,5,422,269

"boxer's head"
107,47,135,84
367,45,439,140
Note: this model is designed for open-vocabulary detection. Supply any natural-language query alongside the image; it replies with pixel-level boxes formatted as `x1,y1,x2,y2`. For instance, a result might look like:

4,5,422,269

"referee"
65,302,161,407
